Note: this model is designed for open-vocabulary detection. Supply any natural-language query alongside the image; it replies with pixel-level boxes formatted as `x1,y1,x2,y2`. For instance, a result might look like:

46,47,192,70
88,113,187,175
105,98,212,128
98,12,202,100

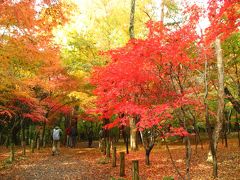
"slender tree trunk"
236,112,240,147
0,132,2,145
129,0,138,151
9,131,15,163
165,141,184,179
130,117,138,151
21,119,26,155
112,147,116,167
223,110,231,148
103,139,106,155
26,124,29,145
161,0,165,23
204,54,213,165
129,0,136,39
195,128,203,152
145,147,152,166
126,132,129,154
191,112,203,153
43,135,46,148
221,116,225,145
194,132,198,153
185,136,191,180
9,120,19,162
122,126,129,154
180,108,191,180
145,153,150,166
211,38,225,178
41,120,46,147
106,141,110,158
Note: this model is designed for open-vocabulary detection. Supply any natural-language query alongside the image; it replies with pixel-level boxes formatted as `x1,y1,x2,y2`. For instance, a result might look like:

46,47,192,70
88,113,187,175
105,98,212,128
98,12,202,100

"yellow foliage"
68,91,96,110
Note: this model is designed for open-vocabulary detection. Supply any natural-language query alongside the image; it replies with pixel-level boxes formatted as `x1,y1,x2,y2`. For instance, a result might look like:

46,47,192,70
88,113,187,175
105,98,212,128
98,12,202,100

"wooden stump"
120,152,125,177
132,160,139,180
112,147,116,167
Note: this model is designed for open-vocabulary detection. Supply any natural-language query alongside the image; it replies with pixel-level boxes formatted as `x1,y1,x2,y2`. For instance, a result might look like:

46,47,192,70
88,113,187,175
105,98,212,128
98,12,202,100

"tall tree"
204,0,239,177
129,0,138,151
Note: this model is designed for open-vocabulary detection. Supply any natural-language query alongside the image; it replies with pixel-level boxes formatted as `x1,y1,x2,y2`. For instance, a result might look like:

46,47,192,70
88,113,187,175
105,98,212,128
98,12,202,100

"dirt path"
0,145,111,180
1,139,240,180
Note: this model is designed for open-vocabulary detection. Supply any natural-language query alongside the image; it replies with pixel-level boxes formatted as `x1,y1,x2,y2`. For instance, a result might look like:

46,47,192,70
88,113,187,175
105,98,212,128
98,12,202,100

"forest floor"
0,138,240,180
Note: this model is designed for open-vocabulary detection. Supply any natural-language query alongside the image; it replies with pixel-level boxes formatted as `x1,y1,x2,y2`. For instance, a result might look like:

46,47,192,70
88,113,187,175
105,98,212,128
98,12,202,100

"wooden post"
112,147,116,167
132,160,139,180
120,152,125,177
31,139,35,153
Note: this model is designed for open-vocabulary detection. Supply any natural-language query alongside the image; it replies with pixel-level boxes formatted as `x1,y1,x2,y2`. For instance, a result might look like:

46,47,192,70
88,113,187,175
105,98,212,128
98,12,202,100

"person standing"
52,126,62,155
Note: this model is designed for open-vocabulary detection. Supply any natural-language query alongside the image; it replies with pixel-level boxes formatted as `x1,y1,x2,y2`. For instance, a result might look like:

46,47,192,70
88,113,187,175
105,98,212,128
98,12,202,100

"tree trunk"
165,140,184,179
106,141,110,158
212,37,225,178
112,147,116,167
129,0,136,39
130,117,138,151
9,130,15,163
191,113,203,153
180,109,192,180
122,126,129,154
0,132,2,145
204,52,215,166
145,148,151,166
236,112,240,147
26,124,29,145
129,0,138,152
185,137,191,180
41,120,46,147
103,139,106,155
223,110,231,148
21,119,26,156
161,0,165,22
43,135,46,148
126,133,129,154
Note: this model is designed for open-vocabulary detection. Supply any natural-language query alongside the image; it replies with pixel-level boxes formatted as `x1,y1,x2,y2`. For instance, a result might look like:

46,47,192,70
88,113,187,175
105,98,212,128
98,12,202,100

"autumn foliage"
0,0,239,179
92,19,201,133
